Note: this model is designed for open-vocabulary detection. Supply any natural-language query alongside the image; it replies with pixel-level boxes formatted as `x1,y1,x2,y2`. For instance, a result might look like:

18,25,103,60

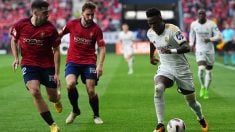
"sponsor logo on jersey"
23,38,44,45
74,36,92,44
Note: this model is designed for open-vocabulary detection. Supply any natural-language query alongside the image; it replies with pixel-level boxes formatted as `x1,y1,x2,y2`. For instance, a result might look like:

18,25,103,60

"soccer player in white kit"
189,9,222,99
146,8,208,132
118,23,135,74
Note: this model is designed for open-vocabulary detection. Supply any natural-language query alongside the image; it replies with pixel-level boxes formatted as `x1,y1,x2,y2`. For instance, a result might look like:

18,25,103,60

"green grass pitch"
0,53,235,132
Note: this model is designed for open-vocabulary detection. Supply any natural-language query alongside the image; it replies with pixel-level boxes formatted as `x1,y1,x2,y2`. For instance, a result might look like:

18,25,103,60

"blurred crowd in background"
1,0,235,57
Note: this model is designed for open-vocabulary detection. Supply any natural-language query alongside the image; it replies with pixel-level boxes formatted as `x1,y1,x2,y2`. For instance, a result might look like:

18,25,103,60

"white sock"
154,84,165,124
128,58,133,72
198,66,205,88
186,96,203,120
205,70,212,90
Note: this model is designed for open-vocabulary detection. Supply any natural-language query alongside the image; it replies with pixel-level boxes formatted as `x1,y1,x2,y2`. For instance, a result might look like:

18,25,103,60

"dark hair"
146,7,161,17
198,8,206,14
31,0,49,10
82,2,96,12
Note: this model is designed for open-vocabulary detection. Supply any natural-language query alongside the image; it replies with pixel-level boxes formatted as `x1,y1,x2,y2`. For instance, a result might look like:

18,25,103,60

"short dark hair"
31,0,49,10
146,7,161,17
82,2,96,12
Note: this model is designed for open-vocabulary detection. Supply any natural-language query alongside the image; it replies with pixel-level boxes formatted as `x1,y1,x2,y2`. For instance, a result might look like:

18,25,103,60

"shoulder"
165,24,180,33
147,28,156,39
206,19,217,26
14,18,30,26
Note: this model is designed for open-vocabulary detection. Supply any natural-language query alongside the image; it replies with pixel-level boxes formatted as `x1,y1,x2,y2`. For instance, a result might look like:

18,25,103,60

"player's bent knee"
198,65,206,70
66,81,77,89
30,89,42,99
178,87,194,95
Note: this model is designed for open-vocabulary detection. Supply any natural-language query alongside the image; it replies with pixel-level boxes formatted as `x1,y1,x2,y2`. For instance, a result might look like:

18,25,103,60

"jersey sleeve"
60,22,71,36
10,22,20,40
189,22,195,46
96,27,105,47
52,28,61,48
173,29,187,45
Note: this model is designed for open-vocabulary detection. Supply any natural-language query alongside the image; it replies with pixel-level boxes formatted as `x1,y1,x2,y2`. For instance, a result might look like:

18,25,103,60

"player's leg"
231,52,235,65
65,63,80,124
42,67,62,113
176,72,208,132
185,93,208,132
223,42,230,65
83,64,103,124
22,66,58,131
204,65,213,99
203,53,214,99
197,61,207,97
126,54,134,74
153,75,174,132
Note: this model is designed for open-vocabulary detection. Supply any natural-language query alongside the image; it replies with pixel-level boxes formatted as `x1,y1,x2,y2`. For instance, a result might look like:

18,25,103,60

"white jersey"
189,19,221,54
147,24,188,69
147,24,194,91
118,31,134,51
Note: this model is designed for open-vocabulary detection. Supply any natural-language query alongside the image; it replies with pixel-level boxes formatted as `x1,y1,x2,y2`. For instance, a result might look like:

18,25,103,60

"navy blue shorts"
65,62,98,85
21,66,57,88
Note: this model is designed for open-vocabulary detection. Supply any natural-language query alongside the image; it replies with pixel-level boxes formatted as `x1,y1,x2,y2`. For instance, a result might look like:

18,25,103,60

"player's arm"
189,23,195,48
205,24,222,43
11,37,19,72
97,46,106,78
53,46,61,86
161,31,190,54
150,42,158,65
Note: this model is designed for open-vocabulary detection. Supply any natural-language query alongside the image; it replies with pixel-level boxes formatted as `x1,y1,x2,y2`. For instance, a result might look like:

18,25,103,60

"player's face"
147,15,163,33
35,7,49,24
122,24,128,32
82,9,95,25
198,11,206,22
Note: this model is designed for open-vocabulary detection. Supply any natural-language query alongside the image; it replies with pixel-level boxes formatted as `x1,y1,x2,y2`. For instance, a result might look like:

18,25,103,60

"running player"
118,23,135,74
146,7,208,132
60,2,105,125
10,1,62,132
189,9,222,99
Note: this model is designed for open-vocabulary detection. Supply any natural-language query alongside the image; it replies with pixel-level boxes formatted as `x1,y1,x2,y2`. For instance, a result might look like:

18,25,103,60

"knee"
198,65,206,71
29,88,42,99
88,90,96,98
66,80,76,90
154,83,165,98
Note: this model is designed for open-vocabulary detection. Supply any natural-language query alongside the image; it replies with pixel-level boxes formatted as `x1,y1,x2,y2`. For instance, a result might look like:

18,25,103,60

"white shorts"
122,47,134,59
154,65,195,92
195,51,214,66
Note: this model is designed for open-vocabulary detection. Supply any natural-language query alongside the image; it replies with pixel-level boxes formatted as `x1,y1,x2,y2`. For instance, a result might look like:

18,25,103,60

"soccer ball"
167,118,186,132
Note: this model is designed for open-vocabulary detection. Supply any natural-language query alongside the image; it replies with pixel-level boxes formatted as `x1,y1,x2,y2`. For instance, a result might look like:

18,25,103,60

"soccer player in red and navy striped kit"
10,1,62,132
60,2,106,124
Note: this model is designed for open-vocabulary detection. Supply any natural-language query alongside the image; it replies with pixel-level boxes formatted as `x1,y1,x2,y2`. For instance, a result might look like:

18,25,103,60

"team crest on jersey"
175,31,184,40
90,32,94,37
40,32,45,38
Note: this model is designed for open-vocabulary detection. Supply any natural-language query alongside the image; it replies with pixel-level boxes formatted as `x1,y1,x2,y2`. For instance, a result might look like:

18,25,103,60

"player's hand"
54,74,61,88
12,59,19,72
150,57,159,65
204,38,211,43
161,48,171,54
96,64,103,78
